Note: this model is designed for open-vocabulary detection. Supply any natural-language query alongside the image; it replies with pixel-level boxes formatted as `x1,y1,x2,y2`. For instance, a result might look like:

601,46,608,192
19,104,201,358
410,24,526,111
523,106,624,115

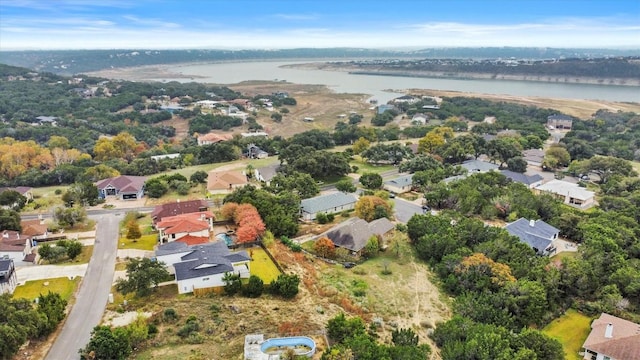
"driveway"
16,264,87,283
45,214,119,360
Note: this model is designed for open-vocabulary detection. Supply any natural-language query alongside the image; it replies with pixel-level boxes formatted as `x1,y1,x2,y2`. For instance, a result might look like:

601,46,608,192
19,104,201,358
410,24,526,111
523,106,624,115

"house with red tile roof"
197,132,234,146
96,175,147,200
151,199,209,225
156,211,214,244
175,235,210,246
582,313,640,360
207,170,248,194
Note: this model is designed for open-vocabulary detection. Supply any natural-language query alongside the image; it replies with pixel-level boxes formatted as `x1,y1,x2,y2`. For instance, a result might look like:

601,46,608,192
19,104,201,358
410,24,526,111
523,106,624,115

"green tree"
335,179,356,193
223,272,242,295
362,236,380,258
189,170,208,184
144,178,169,198
125,220,142,241
269,273,300,299
506,156,527,173
53,206,87,228
115,258,170,297
0,190,27,211
359,172,383,189
352,137,370,155
82,325,132,360
327,313,366,343
0,209,21,231
392,328,419,346
242,275,264,298
37,292,67,335
65,240,83,260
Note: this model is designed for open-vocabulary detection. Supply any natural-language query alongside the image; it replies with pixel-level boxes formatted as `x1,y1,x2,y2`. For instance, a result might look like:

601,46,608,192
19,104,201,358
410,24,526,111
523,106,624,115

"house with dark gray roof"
500,170,544,189
320,217,394,254
504,218,559,255
300,192,358,221
96,175,147,200
0,257,17,294
155,240,251,294
383,174,414,194
547,114,573,130
254,163,280,185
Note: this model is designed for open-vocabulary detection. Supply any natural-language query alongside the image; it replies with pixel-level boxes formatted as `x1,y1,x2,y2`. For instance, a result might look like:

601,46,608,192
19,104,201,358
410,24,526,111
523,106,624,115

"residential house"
547,114,573,130
320,217,394,254
197,132,233,146
150,153,181,161
155,241,251,294
0,258,17,294
535,180,596,209
523,149,545,167
460,159,500,173
272,91,289,99
160,105,184,113
241,131,269,138
207,170,248,194
377,104,395,115
581,313,640,360
383,174,414,194
300,192,358,221
411,113,428,124
151,199,209,225
505,218,559,255
500,170,545,189
392,95,418,104
0,231,34,265
246,144,268,159
0,187,34,202
20,219,49,241
254,163,280,186
96,175,147,200
156,211,214,244
35,116,58,126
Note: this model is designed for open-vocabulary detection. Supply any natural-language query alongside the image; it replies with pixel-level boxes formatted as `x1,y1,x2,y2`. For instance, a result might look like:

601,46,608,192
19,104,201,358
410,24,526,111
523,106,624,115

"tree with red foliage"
224,202,266,243
314,237,336,259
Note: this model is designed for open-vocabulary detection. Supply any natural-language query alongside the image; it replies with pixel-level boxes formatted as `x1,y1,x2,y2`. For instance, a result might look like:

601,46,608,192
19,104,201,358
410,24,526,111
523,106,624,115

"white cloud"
272,13,319,21
121,15,181,29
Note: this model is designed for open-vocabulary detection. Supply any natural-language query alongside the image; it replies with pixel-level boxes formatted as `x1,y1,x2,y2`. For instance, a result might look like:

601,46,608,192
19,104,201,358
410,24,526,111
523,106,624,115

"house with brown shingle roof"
96,175,147,200
0,231,34,265
582,313,640,360
151,199,209,225
207,170,248,194
20,219,49,240
197,132,234,146
156,212,214,244
319,217,394,255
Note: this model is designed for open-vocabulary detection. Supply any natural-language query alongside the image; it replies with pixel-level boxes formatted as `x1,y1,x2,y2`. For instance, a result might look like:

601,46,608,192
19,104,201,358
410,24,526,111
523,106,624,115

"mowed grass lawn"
119,234,158,251
13,277,81,301
249,247,281,284
543,309,593,360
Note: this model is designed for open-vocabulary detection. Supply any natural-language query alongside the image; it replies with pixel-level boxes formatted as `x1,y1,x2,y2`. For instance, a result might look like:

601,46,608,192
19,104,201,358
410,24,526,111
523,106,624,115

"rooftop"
583,313,640,360
536,180,595,200
300,192,358,215
505,218,559,253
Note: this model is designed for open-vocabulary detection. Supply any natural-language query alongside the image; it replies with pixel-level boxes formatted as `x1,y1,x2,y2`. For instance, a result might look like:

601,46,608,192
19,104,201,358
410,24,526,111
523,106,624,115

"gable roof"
583,313,640,360
500,170,544,186
151,199,209,222
0,231,29,252
0,186,33,195
198,132,233,143
505,218,559,252
536,180,595,201
207,170,248,191
300,192,358,215
384,174,413,188
0,258,13,273
321,217,394,252
173,241,250,281
20,220,48,237
95,175,147,193
523,149,545,163
461,159,499,173
155,241,191,256
161,218,210,234
175,235,210,246
256,163,279,182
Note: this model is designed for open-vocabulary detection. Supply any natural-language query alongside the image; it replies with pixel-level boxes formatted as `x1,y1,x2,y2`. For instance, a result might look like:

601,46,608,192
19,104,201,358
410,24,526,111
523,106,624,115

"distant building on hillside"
547,114,573,130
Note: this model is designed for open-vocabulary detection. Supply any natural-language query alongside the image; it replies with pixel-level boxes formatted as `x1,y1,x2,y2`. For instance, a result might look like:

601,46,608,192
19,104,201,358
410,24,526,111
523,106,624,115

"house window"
202,277,210,281
171,234,176,239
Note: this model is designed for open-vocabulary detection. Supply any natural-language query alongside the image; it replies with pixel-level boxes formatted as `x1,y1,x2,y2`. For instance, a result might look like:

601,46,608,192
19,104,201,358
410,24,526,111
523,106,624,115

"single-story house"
151,199,209,225
505,218,559,255
411,113,428,124
160,105,184,113
300,192,358,221
460,159,499,173
383,174,414,194
320,217,394,254
535,180,596,209
197,132,234,146
36,116,58,126
20,219,49,240
0,231,34,266
523,149,545,167
96,175,147,200
377,104,395,115
0,187,34,202
207,170,248,194
547,114,573,130
155,241,251,294
156,211,214,244
254,163,280,185
392,95,418,104
150,153,181,161
581,313,640,360
246,144,268,159
240,131,269,138
0,258,17,294
500,170,545,189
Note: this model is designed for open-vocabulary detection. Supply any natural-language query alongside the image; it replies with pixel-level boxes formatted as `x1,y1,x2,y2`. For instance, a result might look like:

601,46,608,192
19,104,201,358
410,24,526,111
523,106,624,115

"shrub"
316,213,328,224
326,213,335,222
242,275,264,298
177,316,200,338
223,272,242,295
269,274,300,299
54,189,63,195
163,308,178,322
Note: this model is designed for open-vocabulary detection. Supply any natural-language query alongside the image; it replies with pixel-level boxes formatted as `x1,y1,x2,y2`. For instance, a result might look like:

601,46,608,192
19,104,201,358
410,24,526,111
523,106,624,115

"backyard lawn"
13,277,81,301
57,245,94,265
118,234,158,251
248,246,281,284
543,309,593,360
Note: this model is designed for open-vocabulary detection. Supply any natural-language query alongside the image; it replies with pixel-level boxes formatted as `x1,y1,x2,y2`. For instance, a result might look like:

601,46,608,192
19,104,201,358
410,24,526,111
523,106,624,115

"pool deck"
244,334,315,360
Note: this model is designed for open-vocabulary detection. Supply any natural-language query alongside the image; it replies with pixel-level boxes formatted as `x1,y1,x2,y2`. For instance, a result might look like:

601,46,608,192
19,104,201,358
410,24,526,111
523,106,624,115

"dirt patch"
103,310,153,327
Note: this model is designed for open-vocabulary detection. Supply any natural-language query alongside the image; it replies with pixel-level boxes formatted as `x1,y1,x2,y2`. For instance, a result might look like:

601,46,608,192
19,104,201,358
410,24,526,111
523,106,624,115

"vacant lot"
543,309,593,360
13,277,81,301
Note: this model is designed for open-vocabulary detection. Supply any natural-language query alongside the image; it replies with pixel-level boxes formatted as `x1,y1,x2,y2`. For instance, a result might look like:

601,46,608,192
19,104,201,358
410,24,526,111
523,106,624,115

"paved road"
393,197,426,223
45,214,119,360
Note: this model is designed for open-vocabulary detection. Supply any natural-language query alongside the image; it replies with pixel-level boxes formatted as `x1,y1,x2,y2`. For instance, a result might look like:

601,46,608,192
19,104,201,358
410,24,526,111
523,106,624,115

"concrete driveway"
16,264,87,283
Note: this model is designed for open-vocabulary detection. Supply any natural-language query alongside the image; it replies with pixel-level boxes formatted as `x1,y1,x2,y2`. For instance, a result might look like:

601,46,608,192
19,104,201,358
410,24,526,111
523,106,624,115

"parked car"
389,192,396,198
422,205,431,212
343,262,356,269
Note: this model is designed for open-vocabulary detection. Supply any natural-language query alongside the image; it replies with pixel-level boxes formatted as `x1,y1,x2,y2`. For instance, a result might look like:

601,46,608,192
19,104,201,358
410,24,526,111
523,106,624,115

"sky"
0,0,639,50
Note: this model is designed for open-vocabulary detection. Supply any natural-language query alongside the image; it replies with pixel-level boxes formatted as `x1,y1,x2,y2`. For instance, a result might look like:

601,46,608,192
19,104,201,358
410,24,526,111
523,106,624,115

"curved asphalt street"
45,214,119,360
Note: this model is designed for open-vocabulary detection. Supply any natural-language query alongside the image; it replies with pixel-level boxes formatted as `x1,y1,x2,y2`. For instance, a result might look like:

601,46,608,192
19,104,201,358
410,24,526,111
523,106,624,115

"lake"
156,61,640,104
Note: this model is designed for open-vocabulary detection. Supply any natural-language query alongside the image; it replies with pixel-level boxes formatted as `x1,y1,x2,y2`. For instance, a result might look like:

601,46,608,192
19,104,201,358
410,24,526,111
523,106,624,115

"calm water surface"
158,61,640,103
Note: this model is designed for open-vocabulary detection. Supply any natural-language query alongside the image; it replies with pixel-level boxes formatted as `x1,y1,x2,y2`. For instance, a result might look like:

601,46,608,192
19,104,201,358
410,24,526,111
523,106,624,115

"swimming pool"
259,336,316,358
215,233,234,246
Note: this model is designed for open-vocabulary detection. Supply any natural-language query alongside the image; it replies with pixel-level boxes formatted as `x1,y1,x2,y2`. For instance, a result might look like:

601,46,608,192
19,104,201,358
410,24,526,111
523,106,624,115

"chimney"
200,213,206,221
605,323,613,338
177,199,180,203
529,219,535,227
2,231,7,238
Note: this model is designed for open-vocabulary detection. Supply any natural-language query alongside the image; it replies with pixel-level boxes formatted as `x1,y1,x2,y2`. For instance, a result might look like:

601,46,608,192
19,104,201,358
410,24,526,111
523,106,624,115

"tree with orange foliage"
223,202,266,243
455,253,516,292
355,195,392,222
314,237,336,259
0,138,54,180
220,202,238,220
